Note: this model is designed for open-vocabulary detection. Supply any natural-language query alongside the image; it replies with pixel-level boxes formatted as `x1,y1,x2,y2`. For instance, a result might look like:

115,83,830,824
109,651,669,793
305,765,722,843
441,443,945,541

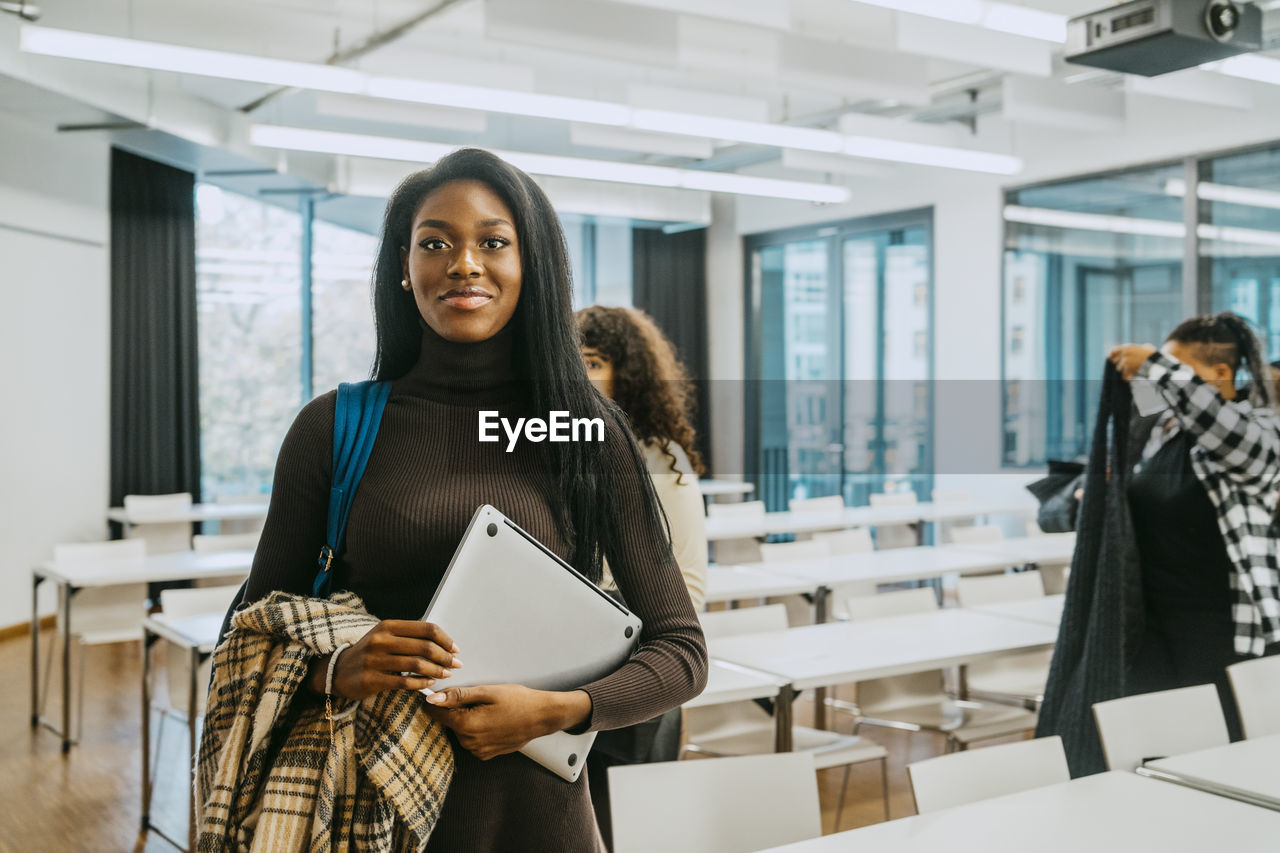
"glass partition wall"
746,211,934,510
1003,139,1280,467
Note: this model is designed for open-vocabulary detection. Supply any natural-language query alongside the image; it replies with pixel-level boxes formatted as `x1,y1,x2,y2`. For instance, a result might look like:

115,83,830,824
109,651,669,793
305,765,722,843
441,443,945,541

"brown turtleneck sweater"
243,323,707,852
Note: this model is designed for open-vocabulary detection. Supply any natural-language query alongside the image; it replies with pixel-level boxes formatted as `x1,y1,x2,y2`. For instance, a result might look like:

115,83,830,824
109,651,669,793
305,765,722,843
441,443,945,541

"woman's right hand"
309,620,462,701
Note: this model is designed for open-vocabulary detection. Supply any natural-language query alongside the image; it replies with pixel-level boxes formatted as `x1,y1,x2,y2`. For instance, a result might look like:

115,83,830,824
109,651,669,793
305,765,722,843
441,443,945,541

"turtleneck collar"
394,319,527,405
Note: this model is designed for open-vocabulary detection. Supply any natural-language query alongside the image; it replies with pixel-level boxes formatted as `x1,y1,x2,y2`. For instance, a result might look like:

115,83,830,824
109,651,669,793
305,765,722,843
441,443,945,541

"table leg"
958,665,970,701
812,586,830,730
774,684,795,752
30,573,42,727
141,630,155,833
813,586,830,624
188,645,200,851
61,583,73,753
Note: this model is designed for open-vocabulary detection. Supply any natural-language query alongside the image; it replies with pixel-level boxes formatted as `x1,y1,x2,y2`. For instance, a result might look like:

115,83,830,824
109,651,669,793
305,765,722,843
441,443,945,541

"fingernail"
427,691,446,704
451,643,460,653
451,657,464,668
439,670,451,678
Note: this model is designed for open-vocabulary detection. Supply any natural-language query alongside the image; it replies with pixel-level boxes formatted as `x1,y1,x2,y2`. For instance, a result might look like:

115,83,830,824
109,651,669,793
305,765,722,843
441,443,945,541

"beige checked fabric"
196,591,454,852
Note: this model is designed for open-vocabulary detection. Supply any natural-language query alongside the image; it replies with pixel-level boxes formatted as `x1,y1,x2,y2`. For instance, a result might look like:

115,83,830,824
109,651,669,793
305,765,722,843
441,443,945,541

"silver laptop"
421,504,642,781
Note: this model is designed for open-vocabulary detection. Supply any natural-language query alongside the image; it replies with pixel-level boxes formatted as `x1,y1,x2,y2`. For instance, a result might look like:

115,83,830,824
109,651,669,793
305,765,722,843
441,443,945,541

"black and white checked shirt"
1139,351,1280,656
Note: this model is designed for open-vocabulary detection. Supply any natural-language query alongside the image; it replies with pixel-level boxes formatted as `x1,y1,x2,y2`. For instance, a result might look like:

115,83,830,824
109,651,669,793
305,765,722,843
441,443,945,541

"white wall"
0,112,110,628
713,90,1280,503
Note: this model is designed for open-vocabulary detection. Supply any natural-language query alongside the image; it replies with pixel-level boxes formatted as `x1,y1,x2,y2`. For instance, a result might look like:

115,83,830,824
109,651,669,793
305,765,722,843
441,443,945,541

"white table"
30,549,252,751
1140,733,1280,811
752,546,1017,621
956,533,1077,567
686,660,794,752
698,480,755,498
107,502,270,529
141,613,223,851
709,609,1058,734
969,594,1065,628
704,500,1036,542
758,770,1280,851
705,566,819,605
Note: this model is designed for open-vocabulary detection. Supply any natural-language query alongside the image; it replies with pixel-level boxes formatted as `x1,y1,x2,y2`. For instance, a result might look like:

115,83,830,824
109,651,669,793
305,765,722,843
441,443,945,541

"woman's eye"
480,237,509,250
420,238,447,251
585,359,601,370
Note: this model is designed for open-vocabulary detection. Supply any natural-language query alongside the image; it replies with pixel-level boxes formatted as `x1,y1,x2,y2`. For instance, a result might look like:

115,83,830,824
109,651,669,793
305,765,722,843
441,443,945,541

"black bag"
1026,459,1086,533
1036,364,1145,777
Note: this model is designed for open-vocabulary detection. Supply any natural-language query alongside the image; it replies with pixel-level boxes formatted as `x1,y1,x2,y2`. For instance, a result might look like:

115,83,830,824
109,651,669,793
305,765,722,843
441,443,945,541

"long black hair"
370,148,663,582
1166,311,1273,408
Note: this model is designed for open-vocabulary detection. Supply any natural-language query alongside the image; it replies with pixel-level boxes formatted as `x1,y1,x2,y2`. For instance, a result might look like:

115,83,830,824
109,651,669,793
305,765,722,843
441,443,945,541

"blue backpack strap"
313,380,391,598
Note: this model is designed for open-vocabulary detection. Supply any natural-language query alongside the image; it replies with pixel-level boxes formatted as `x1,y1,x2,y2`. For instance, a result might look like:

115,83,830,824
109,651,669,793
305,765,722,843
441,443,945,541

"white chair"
759,540,830,626
689,605,889,827
869,491,918,508
191,532,261,552
869,491,919,549
158,584,242,719
42,539,149,742
907,735,1070,814
956,571,1045,606
954,572,1051,709
123,492,194,555
813,527,874,555
931,489,973,504
1227,655,1280,738
707,501,766,564
213,492,267,535
846,590,1039,752
1093,684,1229,772
789,495,845,514
947,524,1005,545
610,753,821,853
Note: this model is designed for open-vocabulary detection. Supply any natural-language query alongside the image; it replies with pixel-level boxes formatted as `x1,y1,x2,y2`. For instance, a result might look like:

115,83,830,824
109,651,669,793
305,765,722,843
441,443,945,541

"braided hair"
1166,311,1273,408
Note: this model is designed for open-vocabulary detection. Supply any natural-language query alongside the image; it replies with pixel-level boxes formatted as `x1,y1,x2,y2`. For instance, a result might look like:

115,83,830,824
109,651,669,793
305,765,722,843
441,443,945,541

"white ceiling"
4,0,1280,226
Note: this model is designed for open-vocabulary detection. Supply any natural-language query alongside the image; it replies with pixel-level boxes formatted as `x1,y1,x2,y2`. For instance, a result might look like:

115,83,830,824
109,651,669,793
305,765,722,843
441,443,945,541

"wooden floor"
0,630,1017,851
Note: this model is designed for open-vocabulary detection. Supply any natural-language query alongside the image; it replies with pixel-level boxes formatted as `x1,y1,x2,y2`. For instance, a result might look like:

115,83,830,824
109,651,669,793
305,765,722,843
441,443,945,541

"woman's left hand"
424,684,592,761
1108,344,1157,381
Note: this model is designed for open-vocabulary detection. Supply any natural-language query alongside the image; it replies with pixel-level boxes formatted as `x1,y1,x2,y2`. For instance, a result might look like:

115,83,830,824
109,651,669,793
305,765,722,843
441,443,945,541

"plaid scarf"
196,591,454,852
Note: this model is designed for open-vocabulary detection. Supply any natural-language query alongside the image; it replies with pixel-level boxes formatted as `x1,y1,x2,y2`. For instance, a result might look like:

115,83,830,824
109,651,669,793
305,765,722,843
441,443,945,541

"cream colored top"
601,439,708,609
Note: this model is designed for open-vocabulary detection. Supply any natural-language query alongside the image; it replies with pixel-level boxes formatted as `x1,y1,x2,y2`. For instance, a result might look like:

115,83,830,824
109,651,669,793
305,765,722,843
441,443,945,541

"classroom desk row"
704,500,1038,542
760,766,1280,852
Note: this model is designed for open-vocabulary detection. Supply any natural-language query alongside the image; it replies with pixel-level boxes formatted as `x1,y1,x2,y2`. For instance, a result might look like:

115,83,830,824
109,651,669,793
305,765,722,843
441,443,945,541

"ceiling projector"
1065,0,1262,76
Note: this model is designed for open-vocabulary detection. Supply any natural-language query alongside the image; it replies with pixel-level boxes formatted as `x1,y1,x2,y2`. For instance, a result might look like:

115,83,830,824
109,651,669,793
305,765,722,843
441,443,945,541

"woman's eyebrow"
415,217,512,230
416,218,451,231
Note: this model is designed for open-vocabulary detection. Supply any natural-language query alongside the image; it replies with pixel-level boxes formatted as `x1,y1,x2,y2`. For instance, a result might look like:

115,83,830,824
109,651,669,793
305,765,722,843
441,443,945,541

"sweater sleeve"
643,441,708,610
243,391,336,603
574,422,709,732
1138,351,1280,492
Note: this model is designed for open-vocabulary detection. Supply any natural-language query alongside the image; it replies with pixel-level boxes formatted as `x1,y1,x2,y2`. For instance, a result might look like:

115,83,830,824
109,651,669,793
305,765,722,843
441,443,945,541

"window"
196,185,302,500
1002,163,1185,465
311,217,378,394
562,214,634,308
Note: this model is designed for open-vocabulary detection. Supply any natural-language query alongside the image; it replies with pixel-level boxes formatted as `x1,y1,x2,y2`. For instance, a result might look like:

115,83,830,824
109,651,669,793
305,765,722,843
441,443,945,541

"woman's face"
401,179,522,343
1163,341,1237,399
581,347,615,399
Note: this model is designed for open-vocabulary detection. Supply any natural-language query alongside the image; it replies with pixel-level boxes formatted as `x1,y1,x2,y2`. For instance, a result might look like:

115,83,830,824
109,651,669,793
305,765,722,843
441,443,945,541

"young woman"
240,149,707,851
1110,312,1280,738
576,305,708,608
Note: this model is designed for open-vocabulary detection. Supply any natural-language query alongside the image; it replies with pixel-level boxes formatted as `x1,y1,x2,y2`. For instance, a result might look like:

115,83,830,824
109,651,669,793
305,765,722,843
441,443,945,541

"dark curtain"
631,227,711,473
109,147,201,512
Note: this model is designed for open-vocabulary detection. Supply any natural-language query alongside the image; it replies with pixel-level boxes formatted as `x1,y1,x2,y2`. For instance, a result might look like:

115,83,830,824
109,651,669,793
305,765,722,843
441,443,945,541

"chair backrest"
610,753,821,853
192,532,261,553
159,584,244,620
54,538,147,567
1024,520,1046,538
789,495,845,513
956,571,1045,607
931,489,973,504
812,528,874,555
758,540,830,563
1227,655,1280,738
707,500,766,519
123,492,194,514
844,588,938,621
869,491,918,508
1093,684,1230,771
700,604,790,639
947,524,1005,545
908,735,1070,814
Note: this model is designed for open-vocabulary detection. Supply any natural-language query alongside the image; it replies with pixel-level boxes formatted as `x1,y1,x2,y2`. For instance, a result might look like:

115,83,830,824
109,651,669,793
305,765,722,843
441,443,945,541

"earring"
401,279,411,291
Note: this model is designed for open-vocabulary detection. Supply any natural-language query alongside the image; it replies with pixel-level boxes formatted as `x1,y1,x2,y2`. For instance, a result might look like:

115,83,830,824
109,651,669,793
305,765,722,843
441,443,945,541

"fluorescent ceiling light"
851,0,1067,43
1003,205,1185,239
1199,224,1280,249
249,125,852,203
21,24,1020,176
1165,179,1280,211
19,24,366,93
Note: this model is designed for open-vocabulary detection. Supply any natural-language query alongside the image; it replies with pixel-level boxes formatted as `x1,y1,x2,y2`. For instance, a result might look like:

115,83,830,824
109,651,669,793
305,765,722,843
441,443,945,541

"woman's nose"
448,248,483,277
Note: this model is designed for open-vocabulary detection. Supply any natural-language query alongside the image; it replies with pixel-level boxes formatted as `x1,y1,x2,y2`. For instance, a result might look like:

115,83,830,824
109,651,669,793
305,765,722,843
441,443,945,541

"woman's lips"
440,287,493,311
